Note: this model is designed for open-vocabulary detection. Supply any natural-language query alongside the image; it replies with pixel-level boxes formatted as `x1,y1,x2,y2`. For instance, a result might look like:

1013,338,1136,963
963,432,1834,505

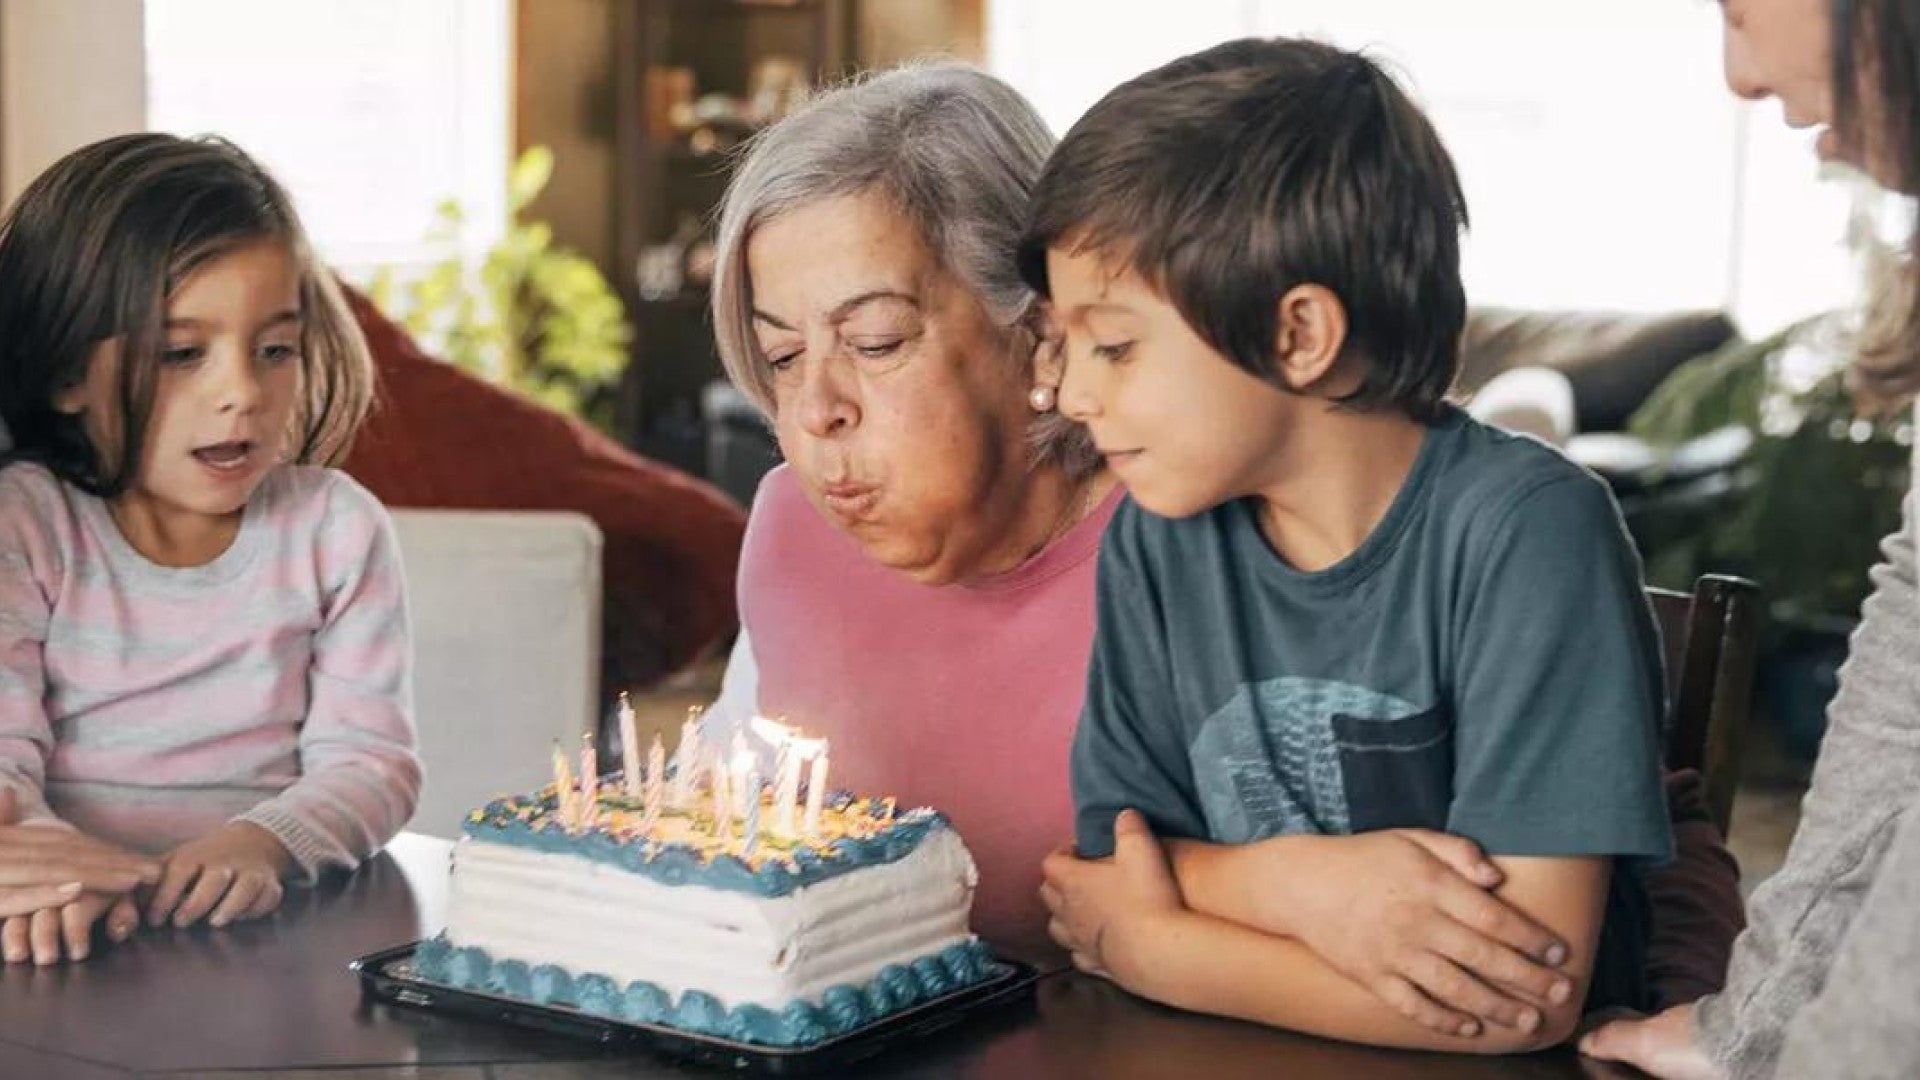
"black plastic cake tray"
350,941,1041,1074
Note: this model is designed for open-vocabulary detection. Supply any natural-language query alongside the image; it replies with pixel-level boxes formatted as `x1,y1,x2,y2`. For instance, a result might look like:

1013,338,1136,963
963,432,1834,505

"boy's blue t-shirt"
1071,408,1674,1011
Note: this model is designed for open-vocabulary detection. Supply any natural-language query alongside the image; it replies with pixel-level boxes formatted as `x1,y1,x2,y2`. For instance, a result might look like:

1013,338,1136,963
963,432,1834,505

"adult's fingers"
2,915,30,962
29,907,61,965
0,881,82,919
0,851,152,895
60,898,96,961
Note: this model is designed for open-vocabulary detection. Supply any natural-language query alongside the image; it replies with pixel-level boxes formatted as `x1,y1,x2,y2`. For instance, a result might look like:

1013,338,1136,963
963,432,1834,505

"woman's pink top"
737,466,1120,956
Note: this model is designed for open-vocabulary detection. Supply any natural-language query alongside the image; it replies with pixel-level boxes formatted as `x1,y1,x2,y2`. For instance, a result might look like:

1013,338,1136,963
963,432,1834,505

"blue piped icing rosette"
411,935,1001,1048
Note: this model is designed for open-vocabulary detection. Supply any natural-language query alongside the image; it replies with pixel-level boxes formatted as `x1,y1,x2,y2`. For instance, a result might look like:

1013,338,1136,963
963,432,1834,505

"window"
145,0,511,281
988,0,1858,335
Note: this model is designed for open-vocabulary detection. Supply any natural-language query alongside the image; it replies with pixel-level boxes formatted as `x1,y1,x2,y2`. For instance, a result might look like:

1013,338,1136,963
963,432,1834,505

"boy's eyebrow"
752,289,919,330
1056,299,1140,322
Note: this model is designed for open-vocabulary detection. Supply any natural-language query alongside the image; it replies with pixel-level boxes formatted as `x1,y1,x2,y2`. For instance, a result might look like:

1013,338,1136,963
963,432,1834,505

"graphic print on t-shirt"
1192,677,1453,843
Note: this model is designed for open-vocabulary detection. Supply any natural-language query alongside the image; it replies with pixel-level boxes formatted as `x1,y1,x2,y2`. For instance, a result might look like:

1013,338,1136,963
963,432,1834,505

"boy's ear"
1272,284,1349,393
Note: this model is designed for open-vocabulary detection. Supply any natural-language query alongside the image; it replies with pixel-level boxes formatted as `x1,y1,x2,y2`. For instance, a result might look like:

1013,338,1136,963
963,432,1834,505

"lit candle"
647,734,666,809
804,744,830,837
742,770,763,855
709,757,731,838
730,736,755,820
551,740,576,825
672,708,703,807
619,693,642,800
580,734,600,827
643,741,664,831
773,740,802,836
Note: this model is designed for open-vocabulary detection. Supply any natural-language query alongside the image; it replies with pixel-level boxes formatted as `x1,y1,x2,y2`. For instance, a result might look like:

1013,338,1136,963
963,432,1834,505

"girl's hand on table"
147,821,292,929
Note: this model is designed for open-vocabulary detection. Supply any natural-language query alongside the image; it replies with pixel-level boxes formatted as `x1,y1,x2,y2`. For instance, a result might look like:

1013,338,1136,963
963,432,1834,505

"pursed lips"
819,478,880,518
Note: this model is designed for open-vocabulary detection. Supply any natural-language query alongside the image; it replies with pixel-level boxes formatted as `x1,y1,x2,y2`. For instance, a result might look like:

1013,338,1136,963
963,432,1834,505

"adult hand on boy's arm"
147,821,292,929
1049,812,1610,1053
1166,830,1575,1036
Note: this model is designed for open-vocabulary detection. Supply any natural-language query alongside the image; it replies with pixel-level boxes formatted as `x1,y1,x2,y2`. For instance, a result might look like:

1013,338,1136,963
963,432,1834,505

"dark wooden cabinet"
611,0,854,477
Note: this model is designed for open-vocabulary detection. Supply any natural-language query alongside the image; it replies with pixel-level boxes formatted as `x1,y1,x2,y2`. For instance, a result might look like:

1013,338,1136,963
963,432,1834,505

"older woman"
702,63,1118,956
701,62,1736,1039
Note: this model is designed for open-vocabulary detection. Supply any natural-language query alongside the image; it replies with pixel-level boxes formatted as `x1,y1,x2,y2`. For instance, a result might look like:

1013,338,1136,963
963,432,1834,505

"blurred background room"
3,0,1903,877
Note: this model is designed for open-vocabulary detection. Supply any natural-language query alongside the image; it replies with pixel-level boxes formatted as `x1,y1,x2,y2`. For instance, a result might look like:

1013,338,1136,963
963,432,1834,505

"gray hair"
710,61,1097,478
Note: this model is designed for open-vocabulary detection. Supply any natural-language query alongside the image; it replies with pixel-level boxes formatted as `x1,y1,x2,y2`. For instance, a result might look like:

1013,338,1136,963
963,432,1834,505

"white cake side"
441,825,980,1008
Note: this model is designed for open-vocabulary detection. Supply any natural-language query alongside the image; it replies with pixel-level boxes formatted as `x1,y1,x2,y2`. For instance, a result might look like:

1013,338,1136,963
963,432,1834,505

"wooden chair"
1646,575,1763,837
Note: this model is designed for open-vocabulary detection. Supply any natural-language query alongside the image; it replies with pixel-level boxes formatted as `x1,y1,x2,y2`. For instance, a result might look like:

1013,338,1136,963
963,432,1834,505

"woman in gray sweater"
1582,1,1920,1077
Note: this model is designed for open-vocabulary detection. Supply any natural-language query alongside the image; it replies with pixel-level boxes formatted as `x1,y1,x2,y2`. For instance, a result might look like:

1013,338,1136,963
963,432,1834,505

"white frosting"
442,828,980,1008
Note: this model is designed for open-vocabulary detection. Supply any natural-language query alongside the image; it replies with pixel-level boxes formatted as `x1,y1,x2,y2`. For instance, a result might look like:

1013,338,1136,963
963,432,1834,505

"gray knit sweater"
1698,489,1920,1079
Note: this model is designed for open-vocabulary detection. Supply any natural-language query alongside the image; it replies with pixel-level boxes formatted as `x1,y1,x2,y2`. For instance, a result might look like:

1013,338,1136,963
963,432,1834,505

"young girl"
0,133,421,966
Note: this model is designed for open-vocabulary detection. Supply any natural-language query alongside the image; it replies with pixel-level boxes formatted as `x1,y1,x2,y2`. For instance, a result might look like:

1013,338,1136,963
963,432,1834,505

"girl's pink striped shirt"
0,461,421,879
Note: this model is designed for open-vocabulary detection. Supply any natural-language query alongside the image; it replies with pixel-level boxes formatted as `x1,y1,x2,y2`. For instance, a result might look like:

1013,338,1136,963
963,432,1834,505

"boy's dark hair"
1018,37,1469,420
0,132,373,496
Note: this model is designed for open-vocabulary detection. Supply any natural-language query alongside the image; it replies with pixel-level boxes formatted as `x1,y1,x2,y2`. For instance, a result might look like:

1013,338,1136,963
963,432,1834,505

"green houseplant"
1628,304,1911,754
368,147,633,433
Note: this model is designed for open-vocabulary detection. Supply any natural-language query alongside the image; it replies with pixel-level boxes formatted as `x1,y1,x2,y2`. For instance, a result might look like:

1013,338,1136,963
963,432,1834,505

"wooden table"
0,834,1632,1079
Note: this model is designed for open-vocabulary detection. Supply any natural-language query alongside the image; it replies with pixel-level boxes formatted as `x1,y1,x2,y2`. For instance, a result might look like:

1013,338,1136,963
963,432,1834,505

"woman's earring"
1028,385,1057,413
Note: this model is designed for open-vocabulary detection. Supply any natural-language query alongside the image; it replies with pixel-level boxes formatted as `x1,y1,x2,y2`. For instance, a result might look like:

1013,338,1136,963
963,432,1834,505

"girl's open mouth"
192,440,254,474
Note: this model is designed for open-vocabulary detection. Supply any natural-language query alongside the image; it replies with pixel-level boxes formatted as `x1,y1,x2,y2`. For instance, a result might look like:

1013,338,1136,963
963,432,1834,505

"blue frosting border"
411,934,1002,1048
462,792,949,898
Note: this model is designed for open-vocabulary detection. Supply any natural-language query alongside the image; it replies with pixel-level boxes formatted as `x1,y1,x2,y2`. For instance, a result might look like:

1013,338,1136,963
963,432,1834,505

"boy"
1024,38,1671,1053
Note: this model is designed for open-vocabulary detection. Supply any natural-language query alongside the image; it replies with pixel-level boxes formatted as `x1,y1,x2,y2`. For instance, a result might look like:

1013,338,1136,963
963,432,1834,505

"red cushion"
338,284,745,693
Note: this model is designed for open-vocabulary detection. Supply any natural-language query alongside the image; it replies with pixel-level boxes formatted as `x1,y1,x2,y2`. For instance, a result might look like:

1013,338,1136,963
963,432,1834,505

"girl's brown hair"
0,132,373,495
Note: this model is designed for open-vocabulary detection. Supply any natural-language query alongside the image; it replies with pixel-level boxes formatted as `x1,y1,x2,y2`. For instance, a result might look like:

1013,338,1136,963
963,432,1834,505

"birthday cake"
411,720,997,1048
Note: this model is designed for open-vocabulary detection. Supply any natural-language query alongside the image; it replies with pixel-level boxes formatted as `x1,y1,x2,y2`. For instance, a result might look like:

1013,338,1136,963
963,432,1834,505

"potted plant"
1629,304,1912,756
368,147,633,433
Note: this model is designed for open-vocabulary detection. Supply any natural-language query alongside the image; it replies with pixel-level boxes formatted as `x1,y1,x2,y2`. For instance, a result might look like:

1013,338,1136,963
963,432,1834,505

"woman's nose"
794,356,858,438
